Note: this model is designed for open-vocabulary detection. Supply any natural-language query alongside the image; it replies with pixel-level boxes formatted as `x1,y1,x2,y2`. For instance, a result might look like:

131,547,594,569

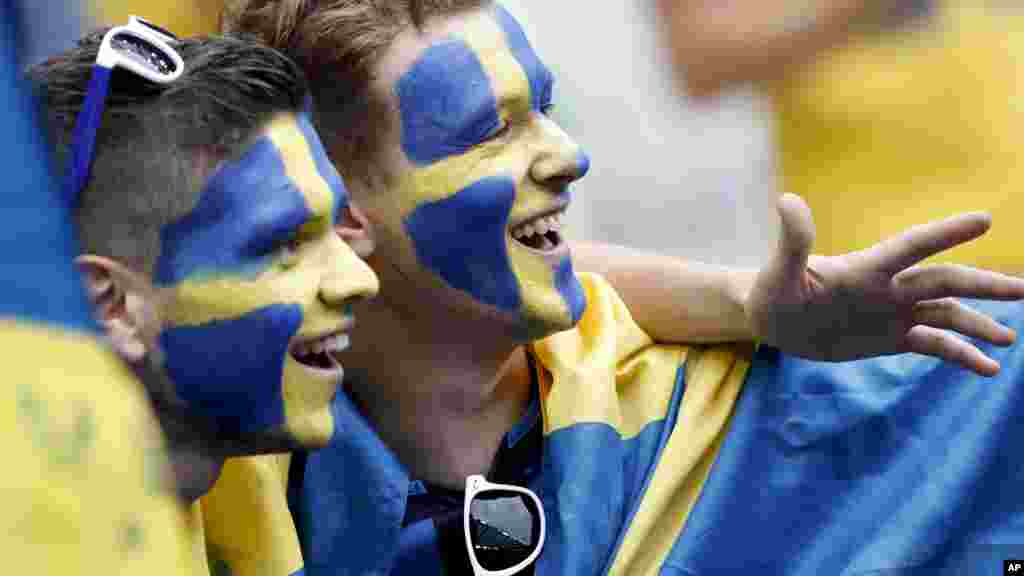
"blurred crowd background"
16,0,1022,273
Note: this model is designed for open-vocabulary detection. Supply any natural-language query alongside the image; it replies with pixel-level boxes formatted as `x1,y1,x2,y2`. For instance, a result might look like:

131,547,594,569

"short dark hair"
223,0,490,188
29,32,309,273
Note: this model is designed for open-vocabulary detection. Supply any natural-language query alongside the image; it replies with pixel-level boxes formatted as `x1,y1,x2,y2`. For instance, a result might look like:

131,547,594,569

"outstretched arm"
571,241,756,343
574,194,1024,377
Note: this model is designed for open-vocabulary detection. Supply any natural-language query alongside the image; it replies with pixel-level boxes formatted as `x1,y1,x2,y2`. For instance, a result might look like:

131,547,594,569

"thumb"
772,193,816,282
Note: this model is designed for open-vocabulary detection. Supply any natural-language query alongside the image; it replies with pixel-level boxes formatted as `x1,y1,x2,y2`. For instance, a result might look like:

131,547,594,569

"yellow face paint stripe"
264,113,336,233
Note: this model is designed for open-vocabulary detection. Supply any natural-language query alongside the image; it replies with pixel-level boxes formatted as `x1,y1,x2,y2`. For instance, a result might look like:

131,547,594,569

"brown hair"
223,0,489,186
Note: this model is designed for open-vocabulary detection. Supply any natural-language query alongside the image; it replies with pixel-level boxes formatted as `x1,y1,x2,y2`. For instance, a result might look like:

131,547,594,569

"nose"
319,234,380,307
529,115,590,188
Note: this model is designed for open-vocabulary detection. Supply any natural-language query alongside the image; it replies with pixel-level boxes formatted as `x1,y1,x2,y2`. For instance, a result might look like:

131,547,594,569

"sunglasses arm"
64,65,112,206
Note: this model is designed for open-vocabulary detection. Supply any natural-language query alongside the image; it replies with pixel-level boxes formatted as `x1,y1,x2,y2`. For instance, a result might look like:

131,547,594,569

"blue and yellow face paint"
154,112,378,448
381,5,590,338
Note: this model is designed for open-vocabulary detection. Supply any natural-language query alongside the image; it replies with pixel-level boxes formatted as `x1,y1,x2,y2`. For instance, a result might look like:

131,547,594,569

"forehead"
375,7,552,113
155,112,347,284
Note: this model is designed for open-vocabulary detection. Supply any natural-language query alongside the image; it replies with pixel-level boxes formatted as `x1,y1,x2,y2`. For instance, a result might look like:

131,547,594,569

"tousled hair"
223,0,490,187
29,32,308,273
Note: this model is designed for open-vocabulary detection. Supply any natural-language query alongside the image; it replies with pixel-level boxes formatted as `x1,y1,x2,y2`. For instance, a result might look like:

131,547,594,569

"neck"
133,361,225,505
342,281,534,489
153,400,226,505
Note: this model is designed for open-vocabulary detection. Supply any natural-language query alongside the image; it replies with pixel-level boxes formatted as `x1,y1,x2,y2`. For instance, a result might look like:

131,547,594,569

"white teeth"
511,211,566,239
324,333,351,353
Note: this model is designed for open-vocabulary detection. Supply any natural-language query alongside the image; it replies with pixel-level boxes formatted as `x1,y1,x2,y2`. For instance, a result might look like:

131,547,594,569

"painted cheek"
160,304,303,434
403,176,521,310
396,39,503,165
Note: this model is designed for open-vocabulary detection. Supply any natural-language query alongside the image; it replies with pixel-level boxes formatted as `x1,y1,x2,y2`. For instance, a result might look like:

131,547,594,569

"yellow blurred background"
91,0,222,36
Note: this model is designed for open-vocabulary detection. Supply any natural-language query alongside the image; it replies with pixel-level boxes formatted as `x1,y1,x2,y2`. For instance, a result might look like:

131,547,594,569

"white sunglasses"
64,16,184,205
463,475,546,576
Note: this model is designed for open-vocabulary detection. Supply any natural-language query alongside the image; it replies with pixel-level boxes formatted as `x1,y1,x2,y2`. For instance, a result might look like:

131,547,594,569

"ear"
336,200,376,259
76,255,157,364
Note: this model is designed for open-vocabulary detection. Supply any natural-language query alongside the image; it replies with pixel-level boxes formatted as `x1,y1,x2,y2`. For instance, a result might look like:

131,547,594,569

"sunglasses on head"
463,474,546,576
64,16,183,206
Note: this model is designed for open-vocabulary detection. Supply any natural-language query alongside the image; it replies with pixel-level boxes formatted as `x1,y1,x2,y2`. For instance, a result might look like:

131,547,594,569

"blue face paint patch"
155,137,313,285
555,256,587,324
494,5,554,111
404,176,521,311
295,112,349,223
575,151,591,180
396,40,503,165
160,303,302,433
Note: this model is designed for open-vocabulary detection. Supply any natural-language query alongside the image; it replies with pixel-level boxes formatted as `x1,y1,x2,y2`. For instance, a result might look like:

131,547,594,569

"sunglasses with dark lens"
64,16,183,206
463,475,546,576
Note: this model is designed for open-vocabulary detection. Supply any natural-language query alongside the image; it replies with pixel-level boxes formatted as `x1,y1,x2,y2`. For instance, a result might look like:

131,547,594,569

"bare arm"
572,241,757,343
654,0,873,98
571,195,1024,376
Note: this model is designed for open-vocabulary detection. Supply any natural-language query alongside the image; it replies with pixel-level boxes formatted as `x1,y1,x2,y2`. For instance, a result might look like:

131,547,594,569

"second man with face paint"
207,1,1024,575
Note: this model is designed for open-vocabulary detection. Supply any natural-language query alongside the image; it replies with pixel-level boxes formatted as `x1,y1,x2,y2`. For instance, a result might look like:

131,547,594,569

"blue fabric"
64,65,111,207
0,1,95,333
296,361,688,575
298,391,409,575
666,300,1024,575
295,301,1024,575
536,365,687,576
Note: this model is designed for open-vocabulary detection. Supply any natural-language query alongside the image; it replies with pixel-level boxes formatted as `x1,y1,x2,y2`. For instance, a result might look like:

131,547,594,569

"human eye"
274,236,303,268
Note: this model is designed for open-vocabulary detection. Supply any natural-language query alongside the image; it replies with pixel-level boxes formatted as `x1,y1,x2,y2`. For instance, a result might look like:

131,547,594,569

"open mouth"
509,210,565,253
290,331,350,373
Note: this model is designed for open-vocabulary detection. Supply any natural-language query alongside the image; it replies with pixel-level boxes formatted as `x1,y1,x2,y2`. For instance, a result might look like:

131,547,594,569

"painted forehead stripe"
155,137,312,285
160,303,302,433
494,5,553,112
296,112,349,223
396,40,503,166
404,176,521,311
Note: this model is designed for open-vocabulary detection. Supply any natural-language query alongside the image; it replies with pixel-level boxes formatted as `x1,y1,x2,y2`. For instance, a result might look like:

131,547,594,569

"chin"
281,409,336,450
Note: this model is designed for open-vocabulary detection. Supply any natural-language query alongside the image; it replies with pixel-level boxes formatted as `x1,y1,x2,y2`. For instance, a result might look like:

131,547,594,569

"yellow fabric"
184,502,212,576
532,274,752,574
0,320,193,574
90,0,223,36
201,454,304,576
773,1,1024,273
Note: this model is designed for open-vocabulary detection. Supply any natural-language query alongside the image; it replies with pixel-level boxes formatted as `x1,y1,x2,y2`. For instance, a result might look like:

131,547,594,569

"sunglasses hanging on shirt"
463,474,545,576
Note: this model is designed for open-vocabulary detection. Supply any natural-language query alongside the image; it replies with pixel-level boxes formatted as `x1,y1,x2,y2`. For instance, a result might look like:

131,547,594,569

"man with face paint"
222,1,1024,574
32,31,378,575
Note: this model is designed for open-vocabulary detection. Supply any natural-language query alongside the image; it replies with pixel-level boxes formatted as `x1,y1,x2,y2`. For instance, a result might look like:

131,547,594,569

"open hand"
747,194,1024,376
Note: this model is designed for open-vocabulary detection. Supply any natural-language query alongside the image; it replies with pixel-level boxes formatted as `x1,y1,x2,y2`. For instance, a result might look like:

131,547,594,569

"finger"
913,298,1017,346
894,263,1024,302
904,325,1000,377
772,193,816,282
869,212,991,275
